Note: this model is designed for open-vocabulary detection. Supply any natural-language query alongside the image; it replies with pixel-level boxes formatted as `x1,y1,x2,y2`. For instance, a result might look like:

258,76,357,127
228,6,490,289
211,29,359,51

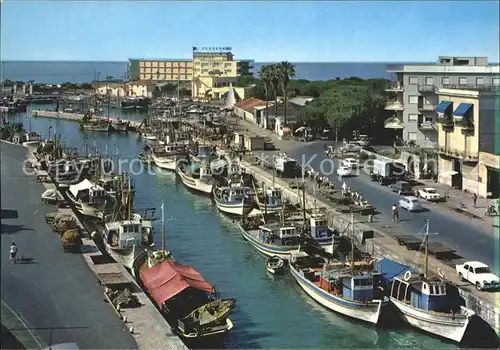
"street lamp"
48,126,53,141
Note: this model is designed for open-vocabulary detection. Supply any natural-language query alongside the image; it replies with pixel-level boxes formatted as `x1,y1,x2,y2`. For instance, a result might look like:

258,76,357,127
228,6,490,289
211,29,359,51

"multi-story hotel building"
385,56,500,148
435,87,499,198
128,47,253,99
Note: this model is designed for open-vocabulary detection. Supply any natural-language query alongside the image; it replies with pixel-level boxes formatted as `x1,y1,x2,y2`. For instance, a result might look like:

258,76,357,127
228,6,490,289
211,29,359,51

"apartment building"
436,87,499,198
128,59,194,82
128,47,253,99
385,56,500,148
93,80,156,98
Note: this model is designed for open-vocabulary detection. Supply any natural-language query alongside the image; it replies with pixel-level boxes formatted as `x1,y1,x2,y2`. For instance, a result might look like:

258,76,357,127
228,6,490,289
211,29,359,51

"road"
0,142,137,349
289,141,499,272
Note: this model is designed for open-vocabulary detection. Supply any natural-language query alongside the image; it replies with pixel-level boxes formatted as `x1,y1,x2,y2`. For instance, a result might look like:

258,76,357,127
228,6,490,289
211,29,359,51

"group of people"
303,166,335,190
341,182,367,206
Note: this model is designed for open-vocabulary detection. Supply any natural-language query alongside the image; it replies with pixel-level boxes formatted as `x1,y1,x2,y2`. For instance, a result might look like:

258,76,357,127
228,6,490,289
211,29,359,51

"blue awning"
375,258,416,283
435,100,452,114
453,103,473,117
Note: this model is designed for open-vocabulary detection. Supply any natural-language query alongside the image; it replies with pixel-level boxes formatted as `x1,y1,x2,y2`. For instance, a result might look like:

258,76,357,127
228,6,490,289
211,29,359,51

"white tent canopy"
69,179,103,197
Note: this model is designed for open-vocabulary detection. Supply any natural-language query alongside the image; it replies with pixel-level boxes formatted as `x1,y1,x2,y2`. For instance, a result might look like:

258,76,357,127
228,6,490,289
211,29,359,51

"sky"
1,1,498,62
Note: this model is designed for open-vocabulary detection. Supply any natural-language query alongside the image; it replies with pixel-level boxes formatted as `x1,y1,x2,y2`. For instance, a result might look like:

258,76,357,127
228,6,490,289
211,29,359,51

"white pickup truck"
456,261,500,291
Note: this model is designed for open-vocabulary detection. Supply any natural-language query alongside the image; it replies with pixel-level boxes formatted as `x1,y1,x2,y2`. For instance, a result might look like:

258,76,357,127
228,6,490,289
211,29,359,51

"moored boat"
256,187,283,214
66,178,110,220
289,250,387,325
80,120,111,132
266,255,285,275
111,120,129,132
388,220,475,343
213,183,254,216
176,158,227,195
151,143,188,171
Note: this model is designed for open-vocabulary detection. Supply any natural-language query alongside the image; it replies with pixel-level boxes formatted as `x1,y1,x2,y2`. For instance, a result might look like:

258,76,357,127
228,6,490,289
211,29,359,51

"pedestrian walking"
342,181,347,196
473,193,477,208
392,204,399,222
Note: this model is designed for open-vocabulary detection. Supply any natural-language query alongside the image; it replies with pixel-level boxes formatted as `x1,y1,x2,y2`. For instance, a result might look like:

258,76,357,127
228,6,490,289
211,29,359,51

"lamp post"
48,126,53,141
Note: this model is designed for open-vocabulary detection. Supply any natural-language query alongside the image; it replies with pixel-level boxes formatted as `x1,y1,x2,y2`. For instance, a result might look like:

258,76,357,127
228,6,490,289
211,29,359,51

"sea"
7,105,464,349
2,61,405,83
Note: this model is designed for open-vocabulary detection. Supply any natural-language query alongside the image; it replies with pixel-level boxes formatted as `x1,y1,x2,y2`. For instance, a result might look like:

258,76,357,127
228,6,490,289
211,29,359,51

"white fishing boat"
289,250,386,325
213,183,254,216
111,120,129,132
66,179,109,219
238,221,302,260
102,213,154,271
81,121,110,132
176,158,226,195
257,187,283,214
152,143,188,171
388,220,475,343
23,132,42,146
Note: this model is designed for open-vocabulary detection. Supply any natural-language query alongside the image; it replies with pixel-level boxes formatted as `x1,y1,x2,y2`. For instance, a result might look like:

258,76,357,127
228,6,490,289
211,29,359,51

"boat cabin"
318,267,376,301
105,218,152,249
219,186,252,202
196,145,214,158
258,224,301,246
264,188,282,207
390,274,453,312
309,215,334,243
24,132,41,143
69,179,108,204
98,174,134,198
164,142,186,154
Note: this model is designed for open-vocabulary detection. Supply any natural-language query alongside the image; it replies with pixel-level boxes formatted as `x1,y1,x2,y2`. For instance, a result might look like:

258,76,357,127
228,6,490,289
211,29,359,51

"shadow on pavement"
1,224,33,235
1,323,25,349
1,209,19,219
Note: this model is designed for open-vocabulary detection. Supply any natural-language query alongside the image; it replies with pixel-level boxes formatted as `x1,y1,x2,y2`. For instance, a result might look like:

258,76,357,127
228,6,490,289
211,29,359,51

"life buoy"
437,268,445,279
403,271,412,281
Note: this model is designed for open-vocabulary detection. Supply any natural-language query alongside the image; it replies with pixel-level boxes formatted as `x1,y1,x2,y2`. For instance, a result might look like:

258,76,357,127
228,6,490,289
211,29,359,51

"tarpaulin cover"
140,260,213,306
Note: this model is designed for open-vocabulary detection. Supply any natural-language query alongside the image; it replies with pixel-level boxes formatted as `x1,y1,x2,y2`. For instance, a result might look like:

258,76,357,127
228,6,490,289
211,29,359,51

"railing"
384,117,404,129
418,122,437,130
385,101,404,109
437,116,454,126
441,84,500,92
438,147,479,160
417,103,434,111
386,64,403,71
417,84,436,93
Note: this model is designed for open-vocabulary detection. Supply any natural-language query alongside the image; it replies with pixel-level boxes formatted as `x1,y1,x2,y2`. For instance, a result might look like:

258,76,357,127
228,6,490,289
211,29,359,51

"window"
408,132,417,140
476,77,484,85
409,77,418,85
493,78,500,86
425,77,434,85
408,114,418,122
424,116,433,123
408,95,418,104
442,77,450,85
459,77,467,85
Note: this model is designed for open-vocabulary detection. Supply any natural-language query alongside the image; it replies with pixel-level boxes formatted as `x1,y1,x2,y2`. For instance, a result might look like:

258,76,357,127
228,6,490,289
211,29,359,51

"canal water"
17,106,457,349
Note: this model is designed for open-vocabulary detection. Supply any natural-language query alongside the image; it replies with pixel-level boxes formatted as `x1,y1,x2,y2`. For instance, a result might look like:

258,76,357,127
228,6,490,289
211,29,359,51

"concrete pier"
32,110,142,129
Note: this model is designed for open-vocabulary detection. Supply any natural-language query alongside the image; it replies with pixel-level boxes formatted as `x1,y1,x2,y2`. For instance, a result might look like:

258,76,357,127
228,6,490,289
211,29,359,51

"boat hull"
390,297,471,343
290,263,384,325
152,154,179,171
105,244,152,271
176,167,213,194
179,318,233,339
81,123,110,132
111,122,129,132
67,196,107,219
238,223,300,260
213,193,253,216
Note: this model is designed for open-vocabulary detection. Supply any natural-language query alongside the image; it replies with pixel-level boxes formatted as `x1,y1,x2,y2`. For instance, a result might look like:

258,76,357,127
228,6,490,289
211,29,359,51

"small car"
342,158,359,169
456,261,500,291
398,196,422,212
340,143,362,153
418,187,442,202
391,181,412,195
337,166,355,177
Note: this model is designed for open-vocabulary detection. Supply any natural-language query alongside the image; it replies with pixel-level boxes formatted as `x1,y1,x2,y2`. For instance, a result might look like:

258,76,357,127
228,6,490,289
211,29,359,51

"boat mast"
127,175,132,220
107,93,111,124
350,211,355,273
302,182,306,225
424,219,429,278
161,199,166,255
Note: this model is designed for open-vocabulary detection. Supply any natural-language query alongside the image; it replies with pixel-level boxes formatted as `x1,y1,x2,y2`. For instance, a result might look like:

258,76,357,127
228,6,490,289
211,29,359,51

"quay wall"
240,158,500,336
32,110,142,128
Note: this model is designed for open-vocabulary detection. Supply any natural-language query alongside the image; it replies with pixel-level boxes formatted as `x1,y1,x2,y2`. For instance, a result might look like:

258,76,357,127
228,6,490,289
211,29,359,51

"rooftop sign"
193,46,232,52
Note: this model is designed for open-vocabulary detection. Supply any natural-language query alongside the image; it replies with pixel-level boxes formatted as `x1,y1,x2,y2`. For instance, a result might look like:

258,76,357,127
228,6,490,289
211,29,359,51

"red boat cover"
140,260,213,306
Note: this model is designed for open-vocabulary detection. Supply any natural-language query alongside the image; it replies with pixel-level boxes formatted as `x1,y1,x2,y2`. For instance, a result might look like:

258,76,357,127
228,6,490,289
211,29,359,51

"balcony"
456,119,475,136
437,115,454,131
417,85,436,93
385,82,404,92
417,103,435,112
442,84,500,92
418,121,437,131
438,148,479,161
384,116,404,129
385,101,404,111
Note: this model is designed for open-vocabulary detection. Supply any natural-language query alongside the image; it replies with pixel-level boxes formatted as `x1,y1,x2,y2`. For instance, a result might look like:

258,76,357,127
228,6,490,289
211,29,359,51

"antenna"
417,219,438,278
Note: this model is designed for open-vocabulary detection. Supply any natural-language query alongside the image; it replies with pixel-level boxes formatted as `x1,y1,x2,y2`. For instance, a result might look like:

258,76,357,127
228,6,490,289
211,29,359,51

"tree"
269,65,281,125
258,65,273,129
277,61,296,126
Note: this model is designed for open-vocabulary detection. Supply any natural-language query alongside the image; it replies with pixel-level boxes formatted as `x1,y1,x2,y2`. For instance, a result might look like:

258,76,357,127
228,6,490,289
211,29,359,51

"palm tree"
258,65,272,128
277,61,296,126
269,65,281,129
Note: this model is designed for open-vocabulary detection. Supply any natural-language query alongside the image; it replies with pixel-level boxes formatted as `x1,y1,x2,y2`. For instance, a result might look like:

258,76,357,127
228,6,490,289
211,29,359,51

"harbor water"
17,107,458,349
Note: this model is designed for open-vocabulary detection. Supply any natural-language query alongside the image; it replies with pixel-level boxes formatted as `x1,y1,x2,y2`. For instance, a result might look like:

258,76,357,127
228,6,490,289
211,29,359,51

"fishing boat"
141,131,158,141
80,120,111,132
256,186,283,214
177,158,227,195
212,181,254,216
152,143,188,171
388,220,475,343
138,152,153,164
101,213,154,270
66,178,110,219
307,214,337,253
111,120,129,132
289,250,387,325
238,219,303,260
266,256,285,275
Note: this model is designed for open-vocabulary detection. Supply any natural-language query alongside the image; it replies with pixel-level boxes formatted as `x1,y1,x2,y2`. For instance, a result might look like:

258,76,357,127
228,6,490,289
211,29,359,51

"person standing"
392,204,399,222
473,193,477,208
342,181,347,196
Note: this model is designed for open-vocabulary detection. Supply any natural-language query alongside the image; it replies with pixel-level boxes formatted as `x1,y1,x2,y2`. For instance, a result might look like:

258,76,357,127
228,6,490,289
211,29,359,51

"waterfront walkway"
0,142,137,349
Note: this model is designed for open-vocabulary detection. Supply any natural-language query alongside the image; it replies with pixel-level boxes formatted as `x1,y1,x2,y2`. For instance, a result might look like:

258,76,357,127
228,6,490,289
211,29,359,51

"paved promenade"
0,142,137,349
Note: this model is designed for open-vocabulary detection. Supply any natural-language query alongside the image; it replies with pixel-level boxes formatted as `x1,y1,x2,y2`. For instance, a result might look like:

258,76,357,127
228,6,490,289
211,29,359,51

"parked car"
456,261,500,291
418,187,442,202
398,196,422,212
337,166,355,177
340,143,362,153
342,158,359,169
391,181,413,195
